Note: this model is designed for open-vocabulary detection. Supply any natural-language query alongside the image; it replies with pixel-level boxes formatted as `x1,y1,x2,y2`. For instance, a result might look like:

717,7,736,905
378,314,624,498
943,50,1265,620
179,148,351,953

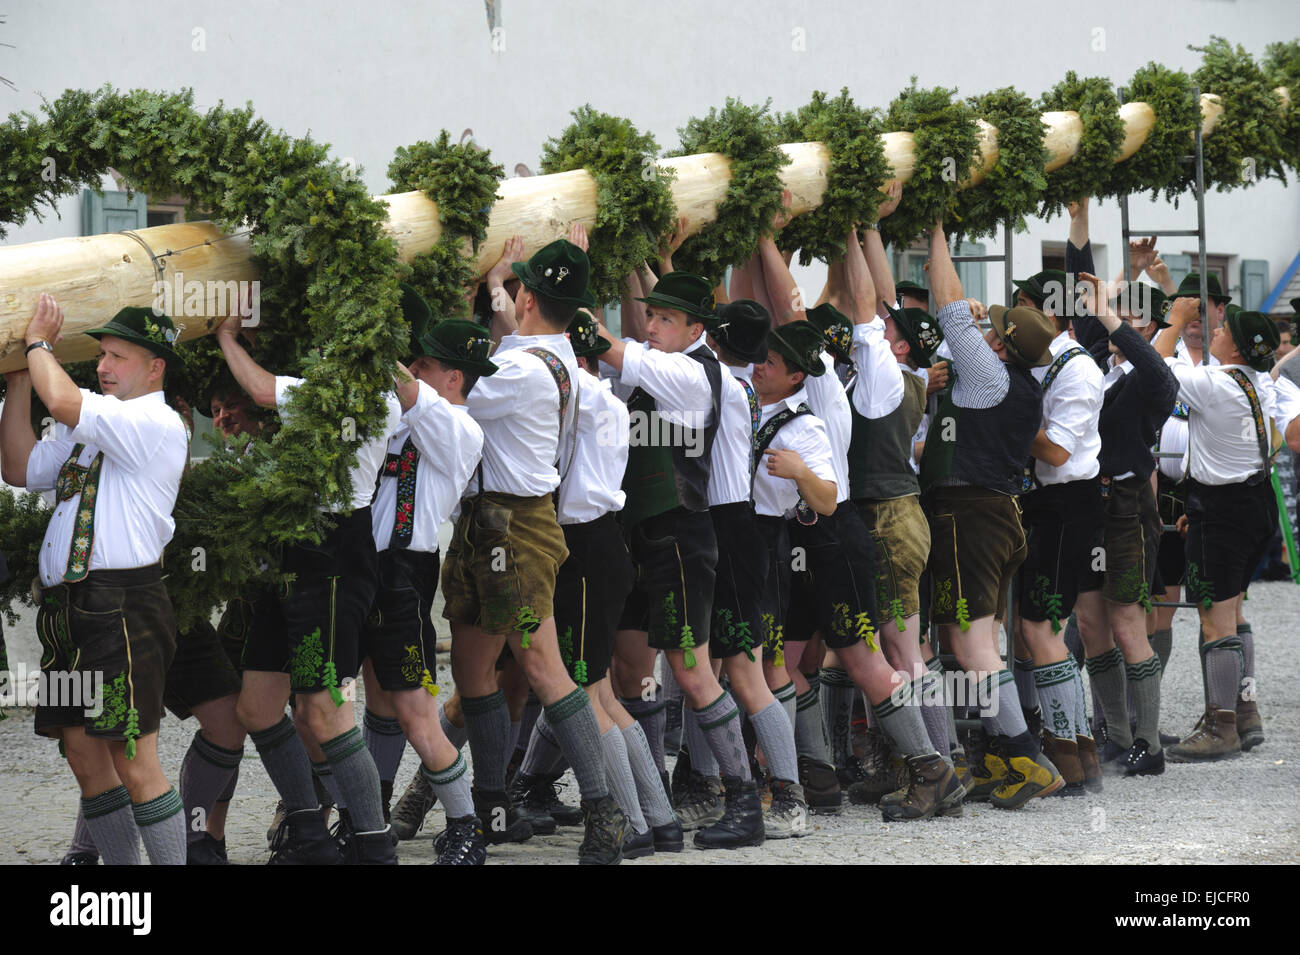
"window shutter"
956,241,986,305
81,188,147,235
1162,253,1191,290
1240,259,1269,311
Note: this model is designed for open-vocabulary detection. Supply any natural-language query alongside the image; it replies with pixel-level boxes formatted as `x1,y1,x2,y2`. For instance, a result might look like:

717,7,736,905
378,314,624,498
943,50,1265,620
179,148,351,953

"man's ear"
151,357,167,385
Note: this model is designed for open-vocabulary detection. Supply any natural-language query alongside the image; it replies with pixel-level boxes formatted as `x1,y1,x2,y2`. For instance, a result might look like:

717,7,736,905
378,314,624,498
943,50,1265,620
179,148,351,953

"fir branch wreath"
539,106,677,304
1108,62,1201,202
878,80,981,248
1037,72,1124,219
1263,39,1300,175
668,98,789,282
953,87,1048,242
774,88,890,265
1193,37,1289,190
387,131,504,320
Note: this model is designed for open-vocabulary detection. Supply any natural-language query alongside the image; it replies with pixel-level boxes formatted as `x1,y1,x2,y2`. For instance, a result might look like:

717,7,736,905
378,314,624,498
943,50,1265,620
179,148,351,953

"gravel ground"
2,580,1296,865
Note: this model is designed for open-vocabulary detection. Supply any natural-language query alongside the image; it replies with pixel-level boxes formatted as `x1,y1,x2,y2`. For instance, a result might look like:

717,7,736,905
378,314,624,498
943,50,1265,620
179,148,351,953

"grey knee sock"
684,705,719,775
622,723,676,827
421,752,475,820
1237,623,1255,701
695,691,753,781
1063,613,1085,667
440,703,468,751
81,786,140,865
249,716,319,811
216,762,240,803
601,727,647,833
321,728,385,832
462,690,511,793
750,700,799,783
926,656,961,755
1150,627,1174,677
133,788,186,865
1033,659,1080,742
820,666,856,769
662,663,685,754
312,761,345,808
621,684,667,773
873,681,936,758
1201,636,1243,712
1126,656,1163,752
516,692,542,758
180,731,243,845
544,688,609,801
1013,656,1039,715
1070,664,1093,740
70,806,98,857
773,680,797,736
362,709,406,783
1085,649,1131,748
794,683,832,762
978,670,1029,740
520,712,568,777
917,673,952,763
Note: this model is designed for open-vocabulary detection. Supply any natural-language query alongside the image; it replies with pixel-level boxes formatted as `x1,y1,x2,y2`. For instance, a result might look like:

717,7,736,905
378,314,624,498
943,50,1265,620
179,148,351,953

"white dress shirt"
849,318,905,420
1031,331,1104,486
276,376,400,513
372,381,483,553
1168,359,1278,485
27,390,188,587
708,363,757,507
466,332,579,497
604,335,716,433
1157,346,1218,481
752,387,838,518
802,352,852,503
1270,374,1300,435
558,367,629,525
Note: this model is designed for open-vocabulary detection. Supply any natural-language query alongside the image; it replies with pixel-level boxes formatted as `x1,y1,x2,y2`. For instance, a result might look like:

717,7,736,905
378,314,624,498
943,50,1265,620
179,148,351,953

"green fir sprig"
954,87,1048,242
1037,73,1124,218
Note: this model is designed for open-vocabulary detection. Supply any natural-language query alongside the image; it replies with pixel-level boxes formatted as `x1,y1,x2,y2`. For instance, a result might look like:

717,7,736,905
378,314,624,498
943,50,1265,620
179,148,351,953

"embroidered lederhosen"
1020,347,1088,494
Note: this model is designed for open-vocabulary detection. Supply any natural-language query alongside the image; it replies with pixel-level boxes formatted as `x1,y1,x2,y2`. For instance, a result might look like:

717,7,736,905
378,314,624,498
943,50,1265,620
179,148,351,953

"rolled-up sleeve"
26,431,75,492
69,391,172,473
850,319,904,419
1041,365,1102,455
620,340,712,421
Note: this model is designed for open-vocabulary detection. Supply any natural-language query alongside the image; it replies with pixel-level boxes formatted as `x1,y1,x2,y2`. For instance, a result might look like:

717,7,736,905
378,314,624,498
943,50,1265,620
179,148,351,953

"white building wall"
2,0,1299,305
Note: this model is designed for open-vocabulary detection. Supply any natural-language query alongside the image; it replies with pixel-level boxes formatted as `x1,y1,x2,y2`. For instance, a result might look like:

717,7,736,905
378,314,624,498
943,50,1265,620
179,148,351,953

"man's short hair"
1276,318,1293,340
533,291,577,329
434,358,481,399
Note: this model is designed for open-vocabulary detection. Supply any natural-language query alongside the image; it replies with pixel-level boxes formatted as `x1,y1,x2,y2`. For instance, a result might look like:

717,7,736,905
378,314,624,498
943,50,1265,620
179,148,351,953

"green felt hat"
767,320,827,378
710,299,770,365
636,271,716,322
1012,270,1069,311
895,279,929,301
1225,302,1242,322
883,301,944,368
1171,272,1230,306
567,309,610,358
1290,296,1300,316
85,306,181,364
400,283,434,358
419,319,499,376
1111,281,1172,329
511,239,598,309
805,303,853,363
988,304,1056,368
1227,309,1280,372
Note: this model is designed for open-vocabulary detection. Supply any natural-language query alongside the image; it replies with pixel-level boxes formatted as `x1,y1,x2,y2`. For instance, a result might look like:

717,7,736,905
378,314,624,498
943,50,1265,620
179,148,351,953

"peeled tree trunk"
0,88,1286,373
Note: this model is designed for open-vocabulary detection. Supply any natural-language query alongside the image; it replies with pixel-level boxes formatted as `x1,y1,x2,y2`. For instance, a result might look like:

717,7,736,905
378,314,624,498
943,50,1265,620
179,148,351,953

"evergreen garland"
1192,37,1289,189
0,489,52,626
669,98,789,282
1108,62,1201,201
539,107,677,303
0,86,405,628
1037,73,1124,218
953,87,1048,242
774,89,890,265
879,80,981,248
387,131,503,320
1263,40,1300,173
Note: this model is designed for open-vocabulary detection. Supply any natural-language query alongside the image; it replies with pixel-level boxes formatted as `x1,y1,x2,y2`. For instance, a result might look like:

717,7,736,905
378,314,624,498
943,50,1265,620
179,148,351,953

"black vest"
848,370,925,501
920,363,1043,495
621,347,723,527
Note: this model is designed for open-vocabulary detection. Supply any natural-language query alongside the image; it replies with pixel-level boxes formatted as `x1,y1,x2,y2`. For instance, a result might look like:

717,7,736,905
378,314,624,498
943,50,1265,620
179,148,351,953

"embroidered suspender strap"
384,437,420,548
1223,368,1273,469
1019,347,1090,492
751,403,817,524
738,378,760,471
524,347,580,481
59,447,105,582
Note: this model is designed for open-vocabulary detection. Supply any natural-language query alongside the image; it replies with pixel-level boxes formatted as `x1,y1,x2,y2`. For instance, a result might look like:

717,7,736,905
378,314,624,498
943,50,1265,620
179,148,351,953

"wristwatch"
25,340,55,356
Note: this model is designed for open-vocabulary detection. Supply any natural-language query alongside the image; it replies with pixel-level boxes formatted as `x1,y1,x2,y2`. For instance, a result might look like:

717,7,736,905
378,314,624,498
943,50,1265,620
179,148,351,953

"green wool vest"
848,369,925,501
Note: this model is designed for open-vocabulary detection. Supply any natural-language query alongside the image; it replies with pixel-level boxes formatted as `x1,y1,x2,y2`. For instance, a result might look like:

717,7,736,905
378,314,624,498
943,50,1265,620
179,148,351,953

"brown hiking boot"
1041,735,1085,797
797,755,843,814
1236,700,1264,751
859,725,891,777
1077,735,1103,793
881,753,965,821
1167,706,1241,763
847,756,907,805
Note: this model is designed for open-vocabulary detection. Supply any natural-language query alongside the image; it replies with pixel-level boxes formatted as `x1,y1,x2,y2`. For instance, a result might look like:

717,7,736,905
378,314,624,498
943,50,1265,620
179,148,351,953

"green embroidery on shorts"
934,579,954,614
1184,562,1213,610
955,598,971,631
557,625,574,670
855,611,878,652
93,672,127,731
663,592,679,630
830,602,853,643
515,606,541,649
889,597,906,631
124,708,140,759
734,620,755,662
400,644,424,685
762,611,785,667
1030,574,1064,633
289,628,325,689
